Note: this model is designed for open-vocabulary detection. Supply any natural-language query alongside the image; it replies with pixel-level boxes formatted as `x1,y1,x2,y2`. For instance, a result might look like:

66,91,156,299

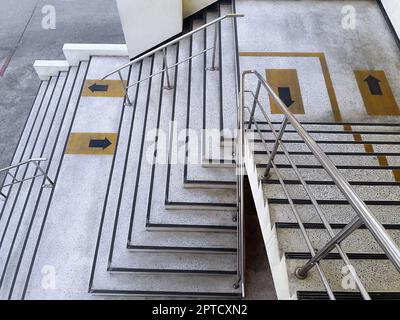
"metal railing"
102,13,244,106
0,158,54,201
237,70,400,299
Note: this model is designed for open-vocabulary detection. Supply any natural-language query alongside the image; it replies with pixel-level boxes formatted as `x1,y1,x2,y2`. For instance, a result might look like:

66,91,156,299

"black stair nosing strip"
254,150,400,157
184,178,236,186
9,66,82,300
268,199,400,206
252,138,400,145
165,201,237,209
258,164,400,170
203,158,236,164
297,291,400,300
105,61,144,273
0,78,54,223
0,69,72,289
0,81,48,193
20,60,91,300
263,179,400,187
127,244,237,253
244,120,400,127
107,266,237,275
255,129,400,135
285,252,389,260
0,72,63,276
90,289,241,298
146,222,236,231
275,222,400,230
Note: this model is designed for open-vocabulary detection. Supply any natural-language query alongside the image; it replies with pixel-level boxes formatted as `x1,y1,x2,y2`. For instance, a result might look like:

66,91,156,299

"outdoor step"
98,176,237,273
276,226,400,255
270,204,400,226
247,121,400,133
0,81,49,212
182,17,236,186
285,259,400,294
103,50,237,230
257,166,395,183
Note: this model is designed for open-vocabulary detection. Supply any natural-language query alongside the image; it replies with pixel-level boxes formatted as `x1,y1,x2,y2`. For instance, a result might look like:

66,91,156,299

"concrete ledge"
62,43,128,66
33,60,70,80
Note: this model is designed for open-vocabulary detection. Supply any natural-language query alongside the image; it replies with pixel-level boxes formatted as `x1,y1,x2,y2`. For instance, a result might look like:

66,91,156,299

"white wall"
381,0,400,38
182,0,219,18
116,0,183,59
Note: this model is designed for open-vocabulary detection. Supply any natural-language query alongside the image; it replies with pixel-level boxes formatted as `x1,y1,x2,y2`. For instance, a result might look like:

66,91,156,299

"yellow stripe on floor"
65,132,117,155
81,80,127,98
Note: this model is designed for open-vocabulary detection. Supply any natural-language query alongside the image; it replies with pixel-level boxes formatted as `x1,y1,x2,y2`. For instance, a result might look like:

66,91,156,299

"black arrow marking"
88,83,109,93
278,87,295,107
89,138,112,150
364,75,383,96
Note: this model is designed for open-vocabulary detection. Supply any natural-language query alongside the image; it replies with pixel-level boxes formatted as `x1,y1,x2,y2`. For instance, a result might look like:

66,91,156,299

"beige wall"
381,0,400,38
182,0,219,18
116,0,183,59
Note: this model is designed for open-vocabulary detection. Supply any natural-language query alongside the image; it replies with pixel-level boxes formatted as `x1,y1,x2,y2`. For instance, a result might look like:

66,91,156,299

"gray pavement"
0,0,125,170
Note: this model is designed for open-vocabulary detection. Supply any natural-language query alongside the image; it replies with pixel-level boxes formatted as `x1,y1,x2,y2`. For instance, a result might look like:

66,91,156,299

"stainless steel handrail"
102,13,244,106
0,158,54,200
238,70,400,299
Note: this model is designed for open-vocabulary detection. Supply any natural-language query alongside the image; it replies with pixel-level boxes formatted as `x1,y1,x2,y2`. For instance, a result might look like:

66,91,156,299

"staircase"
242,71,400,300
1,0,399,301
0,2,243,299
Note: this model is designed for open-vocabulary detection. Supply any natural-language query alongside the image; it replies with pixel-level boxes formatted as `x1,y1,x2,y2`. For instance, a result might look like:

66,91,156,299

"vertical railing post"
247,81,262,129
163,48,174,90
35,161,55,188
206,22,219,71
263,116,289,178
295,216,363,279
118,71,133,106
233,71,247,292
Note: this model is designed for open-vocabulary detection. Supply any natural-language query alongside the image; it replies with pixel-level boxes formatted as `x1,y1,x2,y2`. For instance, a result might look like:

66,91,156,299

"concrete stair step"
247,121,400,132
270,203,400,226
263,183,400,202
254,153,383,166
285,258,400,294
276,225,400,255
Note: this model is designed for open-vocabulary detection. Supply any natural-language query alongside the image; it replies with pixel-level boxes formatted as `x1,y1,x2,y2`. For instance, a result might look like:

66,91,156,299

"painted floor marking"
65,132,117,155
265,69,304,114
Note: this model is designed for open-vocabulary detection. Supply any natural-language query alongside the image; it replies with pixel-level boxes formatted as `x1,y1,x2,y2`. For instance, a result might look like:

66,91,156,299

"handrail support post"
163,48,174,90
118,71,133,106
295,216,363,279
247,81,262,130
264,116,289,177
206,22,220,71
